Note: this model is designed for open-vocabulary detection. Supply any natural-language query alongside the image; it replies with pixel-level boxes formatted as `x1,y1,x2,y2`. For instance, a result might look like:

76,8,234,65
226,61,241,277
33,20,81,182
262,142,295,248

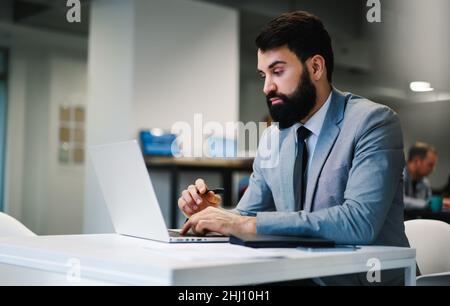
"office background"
0,0,448,235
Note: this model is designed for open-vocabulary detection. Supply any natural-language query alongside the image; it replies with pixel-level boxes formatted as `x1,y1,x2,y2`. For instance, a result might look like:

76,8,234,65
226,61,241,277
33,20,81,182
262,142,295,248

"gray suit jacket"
234,88,410,285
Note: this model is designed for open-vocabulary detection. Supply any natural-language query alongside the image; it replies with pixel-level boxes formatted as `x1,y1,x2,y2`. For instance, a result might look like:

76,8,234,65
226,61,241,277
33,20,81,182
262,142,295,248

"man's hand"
178,178,222,217
181,206,256,236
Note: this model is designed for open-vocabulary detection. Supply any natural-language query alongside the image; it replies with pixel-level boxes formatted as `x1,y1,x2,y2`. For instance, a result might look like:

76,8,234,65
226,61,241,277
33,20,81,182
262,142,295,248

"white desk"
0,234,416,286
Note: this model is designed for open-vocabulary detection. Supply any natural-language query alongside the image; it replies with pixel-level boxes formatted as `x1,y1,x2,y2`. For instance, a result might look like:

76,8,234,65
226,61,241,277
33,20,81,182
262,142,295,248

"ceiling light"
410,82,434,92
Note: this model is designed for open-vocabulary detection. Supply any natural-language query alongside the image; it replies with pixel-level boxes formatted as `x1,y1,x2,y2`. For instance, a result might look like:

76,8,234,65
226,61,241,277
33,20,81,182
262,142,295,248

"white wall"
5,51,87,234
134,0,239,130
45,55,87,234
84,0,239,233
2,23,87,235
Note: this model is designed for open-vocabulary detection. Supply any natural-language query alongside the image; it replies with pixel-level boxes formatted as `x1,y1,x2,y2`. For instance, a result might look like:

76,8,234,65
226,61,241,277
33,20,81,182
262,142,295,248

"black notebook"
230,234,335,248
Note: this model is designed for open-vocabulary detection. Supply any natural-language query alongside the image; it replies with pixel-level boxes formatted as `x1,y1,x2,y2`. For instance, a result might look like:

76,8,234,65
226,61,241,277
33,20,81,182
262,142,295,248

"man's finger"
182,203,193,216
195,220,218,236
182,190,197,210
195,178,207,194
188,185,203,205
180,219,192,235
178,197,192,216
177,197,184,210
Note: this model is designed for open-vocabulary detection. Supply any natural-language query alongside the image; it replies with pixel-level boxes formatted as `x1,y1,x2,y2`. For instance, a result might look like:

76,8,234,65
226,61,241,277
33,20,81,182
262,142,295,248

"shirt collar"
304,91,332,137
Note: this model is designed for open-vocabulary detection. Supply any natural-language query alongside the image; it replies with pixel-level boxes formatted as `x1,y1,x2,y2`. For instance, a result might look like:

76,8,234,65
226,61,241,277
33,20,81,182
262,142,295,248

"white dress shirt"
292,91,332,179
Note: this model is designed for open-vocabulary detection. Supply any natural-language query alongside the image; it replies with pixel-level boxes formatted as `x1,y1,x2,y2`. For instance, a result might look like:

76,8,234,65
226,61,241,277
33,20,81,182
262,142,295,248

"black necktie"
294,126,312,211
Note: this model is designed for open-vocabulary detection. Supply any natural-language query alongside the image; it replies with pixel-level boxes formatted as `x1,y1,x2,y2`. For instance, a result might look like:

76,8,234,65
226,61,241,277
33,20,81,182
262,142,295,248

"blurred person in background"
404,142,438,210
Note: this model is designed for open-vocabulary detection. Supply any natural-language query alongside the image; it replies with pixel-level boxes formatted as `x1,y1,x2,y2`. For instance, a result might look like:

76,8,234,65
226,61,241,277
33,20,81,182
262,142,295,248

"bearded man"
178,11,410,286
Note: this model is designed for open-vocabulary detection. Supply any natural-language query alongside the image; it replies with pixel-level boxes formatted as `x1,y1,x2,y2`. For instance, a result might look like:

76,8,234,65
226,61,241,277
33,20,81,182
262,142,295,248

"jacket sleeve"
232,128,276,216
256,106,405,245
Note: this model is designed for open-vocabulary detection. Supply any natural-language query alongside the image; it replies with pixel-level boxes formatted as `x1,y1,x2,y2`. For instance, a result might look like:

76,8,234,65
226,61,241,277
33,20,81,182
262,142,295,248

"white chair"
0,213,36,237
404,219,450,286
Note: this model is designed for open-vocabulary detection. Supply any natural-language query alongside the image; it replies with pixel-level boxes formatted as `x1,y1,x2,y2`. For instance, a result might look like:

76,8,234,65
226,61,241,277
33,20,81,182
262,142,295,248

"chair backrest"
404,219,450,275
0,213,36,237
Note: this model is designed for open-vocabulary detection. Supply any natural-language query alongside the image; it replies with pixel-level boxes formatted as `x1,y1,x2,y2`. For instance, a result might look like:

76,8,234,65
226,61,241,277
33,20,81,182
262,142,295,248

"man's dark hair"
256,11,334,83
408,142,437,162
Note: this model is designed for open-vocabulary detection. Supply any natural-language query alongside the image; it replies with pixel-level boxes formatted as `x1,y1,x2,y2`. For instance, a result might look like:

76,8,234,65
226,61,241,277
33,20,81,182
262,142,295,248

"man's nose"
263,78,277,96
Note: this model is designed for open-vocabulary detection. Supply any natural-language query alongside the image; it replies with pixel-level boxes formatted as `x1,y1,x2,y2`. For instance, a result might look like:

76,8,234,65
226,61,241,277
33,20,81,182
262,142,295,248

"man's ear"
309,55,326,81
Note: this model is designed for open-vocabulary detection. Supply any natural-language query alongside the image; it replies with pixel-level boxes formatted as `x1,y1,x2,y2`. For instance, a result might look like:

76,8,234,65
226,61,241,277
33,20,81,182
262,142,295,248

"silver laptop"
88,140,229,243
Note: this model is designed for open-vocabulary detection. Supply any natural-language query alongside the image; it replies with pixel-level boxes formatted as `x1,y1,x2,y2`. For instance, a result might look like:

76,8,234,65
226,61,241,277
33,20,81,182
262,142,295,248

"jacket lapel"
303,88,347,212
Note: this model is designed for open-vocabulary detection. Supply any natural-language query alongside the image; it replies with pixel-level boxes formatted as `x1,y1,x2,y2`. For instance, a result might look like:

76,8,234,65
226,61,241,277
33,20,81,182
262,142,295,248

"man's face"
257,46,317,129
416,151,438,177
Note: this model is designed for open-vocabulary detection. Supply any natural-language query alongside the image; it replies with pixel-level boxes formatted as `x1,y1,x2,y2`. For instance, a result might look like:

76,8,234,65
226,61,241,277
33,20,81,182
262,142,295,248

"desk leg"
404,261,416,286
170,167,179,228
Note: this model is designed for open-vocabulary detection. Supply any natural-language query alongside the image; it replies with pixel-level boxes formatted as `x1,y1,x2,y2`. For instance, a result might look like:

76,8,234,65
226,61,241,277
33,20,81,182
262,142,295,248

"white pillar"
84,0,137,233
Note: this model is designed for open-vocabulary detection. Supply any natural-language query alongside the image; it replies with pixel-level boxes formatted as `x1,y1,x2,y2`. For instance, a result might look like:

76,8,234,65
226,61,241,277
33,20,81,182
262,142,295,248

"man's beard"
266,69,317,129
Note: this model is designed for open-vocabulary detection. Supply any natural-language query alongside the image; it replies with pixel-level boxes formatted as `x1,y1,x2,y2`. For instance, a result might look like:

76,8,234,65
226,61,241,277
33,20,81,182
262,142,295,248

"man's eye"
273,70,284,76
259,74,266,79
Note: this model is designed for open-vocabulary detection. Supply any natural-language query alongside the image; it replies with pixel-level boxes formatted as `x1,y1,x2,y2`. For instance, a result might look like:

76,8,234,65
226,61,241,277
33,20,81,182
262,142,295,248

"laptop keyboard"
168,230,224,238
168,230,197,237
